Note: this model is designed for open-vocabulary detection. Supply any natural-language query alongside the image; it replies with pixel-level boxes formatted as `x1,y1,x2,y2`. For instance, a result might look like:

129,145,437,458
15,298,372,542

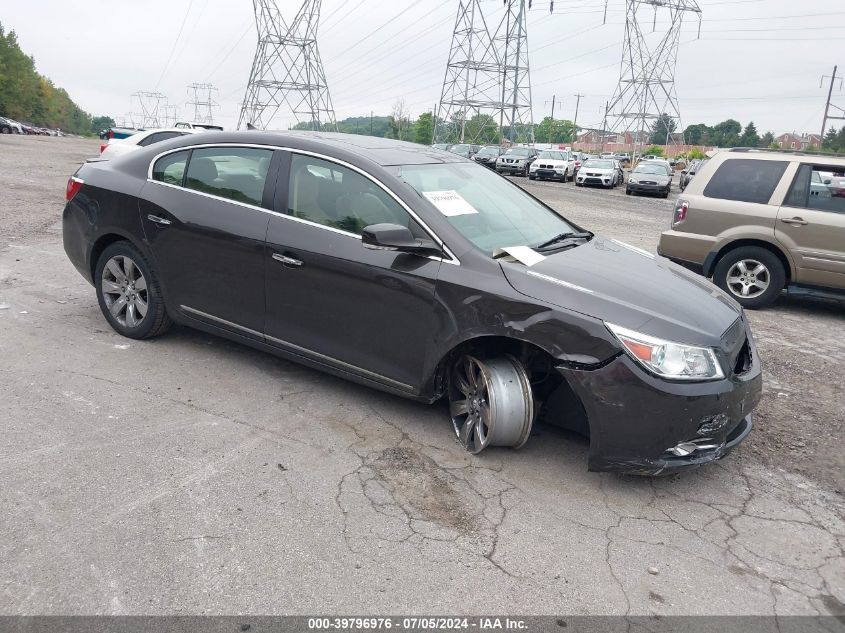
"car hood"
500,236,742,347
534,159,569,167
581,167,614,173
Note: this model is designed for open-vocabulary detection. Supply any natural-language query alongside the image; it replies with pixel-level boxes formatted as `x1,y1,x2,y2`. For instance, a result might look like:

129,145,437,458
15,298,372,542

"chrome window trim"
180,304,414,393
146,142,460,265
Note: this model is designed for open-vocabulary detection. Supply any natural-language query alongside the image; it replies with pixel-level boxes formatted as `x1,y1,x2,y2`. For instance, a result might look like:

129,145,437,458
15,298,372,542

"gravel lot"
1,135,843,616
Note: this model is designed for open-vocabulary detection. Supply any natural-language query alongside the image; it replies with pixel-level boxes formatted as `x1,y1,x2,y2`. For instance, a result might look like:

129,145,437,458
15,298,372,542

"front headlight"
606,323,725,381
629,177,638,184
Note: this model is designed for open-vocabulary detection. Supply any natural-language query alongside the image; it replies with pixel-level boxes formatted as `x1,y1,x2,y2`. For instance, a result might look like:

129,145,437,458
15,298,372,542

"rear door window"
785,164,845,213
703,158,787,204
184,147,274,206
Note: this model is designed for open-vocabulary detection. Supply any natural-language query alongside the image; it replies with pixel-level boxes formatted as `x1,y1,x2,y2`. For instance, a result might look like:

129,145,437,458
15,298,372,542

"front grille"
733,338,752,375
641,180,657,185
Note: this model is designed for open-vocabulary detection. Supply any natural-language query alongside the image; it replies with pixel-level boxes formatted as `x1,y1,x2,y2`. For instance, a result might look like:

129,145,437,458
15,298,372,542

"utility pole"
573,93,583,130
820,65,844,145
545,94,560,143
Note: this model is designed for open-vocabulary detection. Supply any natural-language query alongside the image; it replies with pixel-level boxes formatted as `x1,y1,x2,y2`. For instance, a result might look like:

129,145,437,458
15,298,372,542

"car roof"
155,130,470,167
720,148,845,165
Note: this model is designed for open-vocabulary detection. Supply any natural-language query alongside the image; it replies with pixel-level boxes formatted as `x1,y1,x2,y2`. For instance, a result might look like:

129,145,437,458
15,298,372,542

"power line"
155,0,196,90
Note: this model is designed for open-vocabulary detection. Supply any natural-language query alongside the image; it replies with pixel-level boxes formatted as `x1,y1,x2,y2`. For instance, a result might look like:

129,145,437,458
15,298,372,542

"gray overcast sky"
1,0,842,134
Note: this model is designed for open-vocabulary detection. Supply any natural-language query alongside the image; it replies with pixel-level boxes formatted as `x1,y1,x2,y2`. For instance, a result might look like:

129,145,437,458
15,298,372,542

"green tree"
413,111,434,145
684,123,710,145
823,126,839,151
649,112,677,145
535,117,575,144
0,22,96,134
641,145,665,157
759,131,774,148
710,119,742,147
739,122,760,147
91,115,115,135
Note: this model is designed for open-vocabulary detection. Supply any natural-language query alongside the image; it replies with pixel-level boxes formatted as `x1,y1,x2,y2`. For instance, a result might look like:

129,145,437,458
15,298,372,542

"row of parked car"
432,143,677,197
0,116,63,136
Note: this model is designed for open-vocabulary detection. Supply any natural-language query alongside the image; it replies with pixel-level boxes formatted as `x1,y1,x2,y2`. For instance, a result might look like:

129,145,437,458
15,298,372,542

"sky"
1,0,843,135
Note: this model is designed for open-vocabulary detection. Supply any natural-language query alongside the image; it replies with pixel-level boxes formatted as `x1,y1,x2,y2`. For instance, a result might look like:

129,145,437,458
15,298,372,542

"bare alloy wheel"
449,355,534,454
725,259,770,299
101,255,148,328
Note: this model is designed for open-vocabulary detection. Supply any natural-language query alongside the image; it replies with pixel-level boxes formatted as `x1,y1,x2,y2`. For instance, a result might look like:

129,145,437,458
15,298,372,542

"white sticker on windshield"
422,190,478,217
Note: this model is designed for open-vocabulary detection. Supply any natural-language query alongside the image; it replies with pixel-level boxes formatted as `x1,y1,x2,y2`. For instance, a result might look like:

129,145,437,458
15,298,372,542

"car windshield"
538,151,566,160
399,163,579,254
505,148,531,157
583,159,612,169
634,164,668,175
451,144,471,152
477,147,499,156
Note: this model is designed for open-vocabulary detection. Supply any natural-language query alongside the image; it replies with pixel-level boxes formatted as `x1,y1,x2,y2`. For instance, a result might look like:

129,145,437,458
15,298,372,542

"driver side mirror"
362,223,443,257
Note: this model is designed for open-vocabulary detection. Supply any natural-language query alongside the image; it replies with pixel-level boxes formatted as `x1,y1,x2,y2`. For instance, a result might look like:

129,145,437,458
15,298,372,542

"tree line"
0,24,109,135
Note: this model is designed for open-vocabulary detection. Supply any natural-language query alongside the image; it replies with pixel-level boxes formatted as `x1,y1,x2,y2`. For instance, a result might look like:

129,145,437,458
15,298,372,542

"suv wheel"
95,241,172,339
713,246,785,309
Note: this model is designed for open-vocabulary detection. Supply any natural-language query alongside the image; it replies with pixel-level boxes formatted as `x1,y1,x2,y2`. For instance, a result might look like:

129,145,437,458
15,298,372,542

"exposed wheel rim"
449,355,534,454
101,255,149,328
726,258,770,299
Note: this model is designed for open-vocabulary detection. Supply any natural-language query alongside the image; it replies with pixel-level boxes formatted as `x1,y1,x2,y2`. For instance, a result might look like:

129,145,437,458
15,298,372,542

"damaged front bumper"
554,344,762,475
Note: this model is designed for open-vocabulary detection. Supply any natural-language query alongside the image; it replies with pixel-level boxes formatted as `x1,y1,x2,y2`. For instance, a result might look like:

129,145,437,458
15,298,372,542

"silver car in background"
575,158,620,188
626,161,673,197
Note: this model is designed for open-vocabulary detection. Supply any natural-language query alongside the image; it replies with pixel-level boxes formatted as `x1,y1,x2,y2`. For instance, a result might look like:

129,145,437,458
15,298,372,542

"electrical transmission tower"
435,0,546,145
131,91,169,128
186,83,219,125
604,0,701,154
164,103,180,127
238,0,337,131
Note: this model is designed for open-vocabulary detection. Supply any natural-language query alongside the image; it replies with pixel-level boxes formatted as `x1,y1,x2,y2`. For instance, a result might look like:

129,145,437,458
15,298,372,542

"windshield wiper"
533,231,592,250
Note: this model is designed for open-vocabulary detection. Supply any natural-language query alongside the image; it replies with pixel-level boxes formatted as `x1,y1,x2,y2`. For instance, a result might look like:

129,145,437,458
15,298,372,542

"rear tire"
625,188,631,195
95,241,172,339
713,246,785,309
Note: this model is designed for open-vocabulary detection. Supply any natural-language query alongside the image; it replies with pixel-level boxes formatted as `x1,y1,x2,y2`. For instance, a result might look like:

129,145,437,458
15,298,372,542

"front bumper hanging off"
553,338,762,475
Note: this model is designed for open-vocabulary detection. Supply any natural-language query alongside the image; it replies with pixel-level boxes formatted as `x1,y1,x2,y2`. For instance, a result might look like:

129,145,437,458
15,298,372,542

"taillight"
673,199,689,226
66,176,84,201
99,143,108,153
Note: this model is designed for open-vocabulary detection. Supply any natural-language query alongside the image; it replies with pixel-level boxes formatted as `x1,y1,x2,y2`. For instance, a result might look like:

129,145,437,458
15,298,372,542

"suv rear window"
703,158,787,204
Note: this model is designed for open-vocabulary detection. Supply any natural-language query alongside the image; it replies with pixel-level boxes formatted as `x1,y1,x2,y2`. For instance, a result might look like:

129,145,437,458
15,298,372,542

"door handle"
780,217,808,226
147,214,172,226
272,253,303,267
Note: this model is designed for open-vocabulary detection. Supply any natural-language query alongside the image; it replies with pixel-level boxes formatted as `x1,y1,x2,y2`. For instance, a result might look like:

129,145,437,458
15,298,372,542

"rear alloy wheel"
713,246,785,309
449,355,534,454
95,242,172,339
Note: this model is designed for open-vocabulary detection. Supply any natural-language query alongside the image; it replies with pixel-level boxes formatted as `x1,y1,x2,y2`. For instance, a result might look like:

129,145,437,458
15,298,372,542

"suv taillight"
66,176,84,201
99,143,108,153
672,199,689,226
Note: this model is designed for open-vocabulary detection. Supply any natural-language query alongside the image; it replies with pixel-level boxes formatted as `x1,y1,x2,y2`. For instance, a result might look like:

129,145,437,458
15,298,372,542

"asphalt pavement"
1,135,843,616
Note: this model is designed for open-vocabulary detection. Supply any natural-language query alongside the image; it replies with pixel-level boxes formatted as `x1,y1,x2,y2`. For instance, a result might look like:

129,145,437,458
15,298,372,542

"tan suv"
658,148,845,308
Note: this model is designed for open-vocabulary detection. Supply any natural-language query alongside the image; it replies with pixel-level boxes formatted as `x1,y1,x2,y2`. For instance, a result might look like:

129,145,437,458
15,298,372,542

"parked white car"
528,150,575,182
575,158,621,188
98,128,200,160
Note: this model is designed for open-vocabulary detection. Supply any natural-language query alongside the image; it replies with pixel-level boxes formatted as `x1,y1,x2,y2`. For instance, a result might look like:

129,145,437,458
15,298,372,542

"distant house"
776,132,822,150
